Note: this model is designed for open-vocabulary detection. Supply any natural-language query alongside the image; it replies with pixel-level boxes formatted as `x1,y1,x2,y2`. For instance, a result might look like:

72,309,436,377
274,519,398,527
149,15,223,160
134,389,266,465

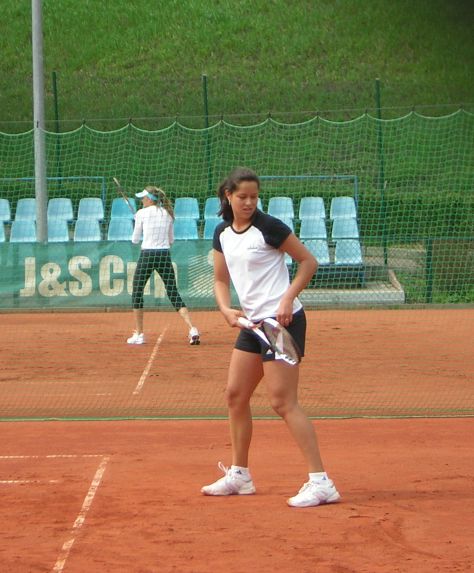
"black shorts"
234,308,306,361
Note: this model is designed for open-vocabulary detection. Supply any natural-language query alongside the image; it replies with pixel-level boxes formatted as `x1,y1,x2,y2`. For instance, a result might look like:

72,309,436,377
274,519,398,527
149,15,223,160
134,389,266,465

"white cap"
135,190,157,200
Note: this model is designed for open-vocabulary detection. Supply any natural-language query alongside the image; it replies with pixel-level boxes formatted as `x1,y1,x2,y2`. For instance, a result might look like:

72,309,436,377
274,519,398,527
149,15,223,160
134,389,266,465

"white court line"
133,328,167,395
52,455,110,573
0,479,60,484
0,454,104,459
27,392,112,395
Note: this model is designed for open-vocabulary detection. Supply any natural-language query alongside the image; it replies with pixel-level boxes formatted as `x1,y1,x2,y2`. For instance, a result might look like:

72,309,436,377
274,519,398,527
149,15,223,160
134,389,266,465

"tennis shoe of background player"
201,462,256,495
189,327,201,345
287,477,341,507
127,331,145,345
128,187,201,347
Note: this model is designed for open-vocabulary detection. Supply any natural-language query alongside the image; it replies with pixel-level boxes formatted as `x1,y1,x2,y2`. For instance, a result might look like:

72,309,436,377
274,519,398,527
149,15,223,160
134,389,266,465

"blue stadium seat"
107,218,134,241
299,218,327,239
0,223,5,243
204,197,220,220
303,239,331,266
74,219,102,241
173,219,198,240
331,218,359,240
267,196,294,220
330,196,357,220
77,197,104,221
174,197,200,220
15,198,36,221
48,219,70,242
47,198,74,222
334,239,363,266
299,197,326,220
10,220,36,242
0,199,11,223
110,197,136,219
203,217,221,239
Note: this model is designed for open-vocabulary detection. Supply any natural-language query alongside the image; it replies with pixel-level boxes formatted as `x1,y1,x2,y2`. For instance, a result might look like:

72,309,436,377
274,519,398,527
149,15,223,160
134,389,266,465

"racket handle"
237,317,254,329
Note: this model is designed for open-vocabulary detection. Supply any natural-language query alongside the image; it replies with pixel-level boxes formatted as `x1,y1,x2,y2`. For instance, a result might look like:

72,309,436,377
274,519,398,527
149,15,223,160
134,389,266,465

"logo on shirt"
246,242,261,251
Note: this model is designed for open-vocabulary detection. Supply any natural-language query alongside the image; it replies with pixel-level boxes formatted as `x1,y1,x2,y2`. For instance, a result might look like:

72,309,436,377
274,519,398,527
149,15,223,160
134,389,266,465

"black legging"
132,249,186,311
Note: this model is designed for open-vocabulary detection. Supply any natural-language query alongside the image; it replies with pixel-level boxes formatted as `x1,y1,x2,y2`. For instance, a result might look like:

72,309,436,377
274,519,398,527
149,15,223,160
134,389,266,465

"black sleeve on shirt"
254,211,292,249
212,220,229,252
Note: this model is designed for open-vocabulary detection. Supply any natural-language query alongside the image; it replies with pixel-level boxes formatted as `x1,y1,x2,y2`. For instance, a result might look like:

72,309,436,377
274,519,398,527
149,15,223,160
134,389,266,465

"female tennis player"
127,185,200,346
201,167,340,507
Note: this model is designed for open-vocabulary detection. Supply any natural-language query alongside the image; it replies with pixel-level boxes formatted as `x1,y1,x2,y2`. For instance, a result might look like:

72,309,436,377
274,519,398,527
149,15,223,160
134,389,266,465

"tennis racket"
237,317,301,366
113,177,135,215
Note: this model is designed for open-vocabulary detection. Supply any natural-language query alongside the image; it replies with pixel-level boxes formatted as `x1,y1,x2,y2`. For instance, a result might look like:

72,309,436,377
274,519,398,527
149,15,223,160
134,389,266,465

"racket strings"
262,323,300,364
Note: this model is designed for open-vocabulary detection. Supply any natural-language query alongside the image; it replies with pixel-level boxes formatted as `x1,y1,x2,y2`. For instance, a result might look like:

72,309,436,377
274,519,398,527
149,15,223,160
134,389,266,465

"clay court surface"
1,308,473,419
0,308,473,571
1,419,473,573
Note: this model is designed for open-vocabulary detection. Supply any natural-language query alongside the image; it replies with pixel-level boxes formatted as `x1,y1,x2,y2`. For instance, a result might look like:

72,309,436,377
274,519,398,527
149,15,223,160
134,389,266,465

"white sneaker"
127,331,145,345
201,462,256,496
287,478,340,507
189,327,200,345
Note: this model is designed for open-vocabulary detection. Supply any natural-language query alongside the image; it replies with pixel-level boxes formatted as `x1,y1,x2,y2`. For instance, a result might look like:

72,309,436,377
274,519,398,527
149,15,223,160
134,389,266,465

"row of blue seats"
1,215,362,244
172,196,357,221
0,218,220,242
0,219,134,243
1,221,362,267
0,197,125,223
0,218,363,264
156,217,360,241
0,195,358,224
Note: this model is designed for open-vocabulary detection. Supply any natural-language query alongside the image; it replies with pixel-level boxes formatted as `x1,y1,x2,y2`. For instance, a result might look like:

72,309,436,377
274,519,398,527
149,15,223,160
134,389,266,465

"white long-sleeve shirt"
132,205,174,249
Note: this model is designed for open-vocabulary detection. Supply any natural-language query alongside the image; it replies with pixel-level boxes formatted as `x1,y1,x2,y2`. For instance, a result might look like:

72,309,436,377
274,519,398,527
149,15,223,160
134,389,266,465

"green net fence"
0,110,472,420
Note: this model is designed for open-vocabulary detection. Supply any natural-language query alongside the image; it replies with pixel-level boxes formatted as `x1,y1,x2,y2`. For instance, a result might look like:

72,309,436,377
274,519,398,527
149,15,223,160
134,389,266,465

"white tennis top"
132,205,174,249
213,210,303,321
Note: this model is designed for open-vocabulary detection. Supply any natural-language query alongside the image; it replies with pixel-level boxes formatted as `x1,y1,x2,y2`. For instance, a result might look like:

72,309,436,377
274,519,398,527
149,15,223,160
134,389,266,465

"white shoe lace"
297,481,313,494
217,461,229,476
206,462,234,493
217,461,245,489
295,479,332,499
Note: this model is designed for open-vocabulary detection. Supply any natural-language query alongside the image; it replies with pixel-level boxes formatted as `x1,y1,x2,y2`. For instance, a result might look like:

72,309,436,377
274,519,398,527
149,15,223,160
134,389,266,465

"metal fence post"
375,78,388,265
202,74,213,196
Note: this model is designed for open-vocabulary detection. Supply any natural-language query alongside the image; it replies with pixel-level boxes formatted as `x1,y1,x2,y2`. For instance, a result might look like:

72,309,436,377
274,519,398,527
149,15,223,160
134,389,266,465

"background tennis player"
127,185,200,346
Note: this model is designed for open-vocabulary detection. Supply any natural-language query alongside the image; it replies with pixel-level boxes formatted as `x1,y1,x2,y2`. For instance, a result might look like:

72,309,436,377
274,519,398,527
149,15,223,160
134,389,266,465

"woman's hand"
222,308,245,328
276,297,294,327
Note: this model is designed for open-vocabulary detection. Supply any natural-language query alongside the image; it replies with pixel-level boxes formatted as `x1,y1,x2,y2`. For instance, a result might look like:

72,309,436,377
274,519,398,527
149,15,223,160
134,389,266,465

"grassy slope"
0,0,473,127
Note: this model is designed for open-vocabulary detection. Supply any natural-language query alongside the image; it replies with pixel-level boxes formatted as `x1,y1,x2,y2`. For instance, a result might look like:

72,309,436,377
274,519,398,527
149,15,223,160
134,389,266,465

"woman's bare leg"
264,360,324,472
178,306,194,330
226,349,263,467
